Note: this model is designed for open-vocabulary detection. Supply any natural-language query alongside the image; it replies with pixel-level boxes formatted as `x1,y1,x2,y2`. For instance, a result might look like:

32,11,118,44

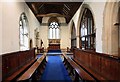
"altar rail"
73,48,120,80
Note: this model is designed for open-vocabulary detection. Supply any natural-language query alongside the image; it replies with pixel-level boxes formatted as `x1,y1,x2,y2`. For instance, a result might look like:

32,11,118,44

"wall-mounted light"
114,23,120,26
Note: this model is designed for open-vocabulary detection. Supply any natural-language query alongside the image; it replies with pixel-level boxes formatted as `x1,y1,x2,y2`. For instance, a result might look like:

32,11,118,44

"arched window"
49,22,60,39
19,13,29,51
80,8,95,50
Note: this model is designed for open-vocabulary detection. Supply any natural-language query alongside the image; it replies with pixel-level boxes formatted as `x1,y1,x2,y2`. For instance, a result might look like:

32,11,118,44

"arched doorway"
71,21,76,49
79,8,95,51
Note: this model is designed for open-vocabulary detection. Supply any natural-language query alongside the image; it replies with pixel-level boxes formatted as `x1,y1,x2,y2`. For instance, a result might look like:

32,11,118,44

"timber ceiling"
26,2,83,23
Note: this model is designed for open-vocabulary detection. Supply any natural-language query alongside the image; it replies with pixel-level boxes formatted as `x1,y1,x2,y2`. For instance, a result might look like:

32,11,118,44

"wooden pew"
73,48,120,81
2,48,36,82
63,53,95,82
4,59,36,82
17,54,47,82
73,58,105,81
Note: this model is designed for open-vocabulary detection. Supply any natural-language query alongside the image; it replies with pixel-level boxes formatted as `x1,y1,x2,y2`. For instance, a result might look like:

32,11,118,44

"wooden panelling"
73,48,120,80
101,57,119,80
82,51,90,67
90,54,101,73
100,57,111,79
17,54,46,81
63,53,95,81
110,59,119,80
2,48,35,81
48,44,60,50
119,62,120,80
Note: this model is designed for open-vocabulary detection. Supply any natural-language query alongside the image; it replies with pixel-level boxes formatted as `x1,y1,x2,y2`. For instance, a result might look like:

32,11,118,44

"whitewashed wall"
1,0,119,56
39,17,69,50
60,25,70,49
2,2,40,54
69,1,106,53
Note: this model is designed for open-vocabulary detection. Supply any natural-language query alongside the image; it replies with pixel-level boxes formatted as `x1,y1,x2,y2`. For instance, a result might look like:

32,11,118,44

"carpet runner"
40,55,72,81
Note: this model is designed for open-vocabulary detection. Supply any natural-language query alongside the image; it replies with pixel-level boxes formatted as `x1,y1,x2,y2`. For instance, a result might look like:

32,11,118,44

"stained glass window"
49,22,60,39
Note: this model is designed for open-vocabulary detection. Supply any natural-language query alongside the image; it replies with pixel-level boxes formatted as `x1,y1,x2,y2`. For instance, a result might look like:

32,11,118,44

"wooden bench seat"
17,54,46,81
73,58,105,81
63,53,95,81
72,48,120,81
4,58,36,82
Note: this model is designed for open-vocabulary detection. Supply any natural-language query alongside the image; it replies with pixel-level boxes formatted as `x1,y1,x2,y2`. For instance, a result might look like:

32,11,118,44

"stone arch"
103,1,119,56
70,20,77,49
77,4,96,37
48,17,59,24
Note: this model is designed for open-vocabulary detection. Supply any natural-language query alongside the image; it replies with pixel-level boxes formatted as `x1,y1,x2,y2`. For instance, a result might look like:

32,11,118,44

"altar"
48,39,60,50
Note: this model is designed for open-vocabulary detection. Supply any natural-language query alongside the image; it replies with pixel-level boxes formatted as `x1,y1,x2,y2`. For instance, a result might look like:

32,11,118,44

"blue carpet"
40,55,72,82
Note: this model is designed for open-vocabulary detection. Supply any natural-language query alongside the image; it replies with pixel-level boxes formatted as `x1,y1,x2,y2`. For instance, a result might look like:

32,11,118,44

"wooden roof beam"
31,3,38,14
64,4,70,11
36,13,66,17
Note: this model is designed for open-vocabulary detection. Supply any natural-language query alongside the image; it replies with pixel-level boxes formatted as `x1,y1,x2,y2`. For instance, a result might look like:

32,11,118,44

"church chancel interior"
1,0,120,82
